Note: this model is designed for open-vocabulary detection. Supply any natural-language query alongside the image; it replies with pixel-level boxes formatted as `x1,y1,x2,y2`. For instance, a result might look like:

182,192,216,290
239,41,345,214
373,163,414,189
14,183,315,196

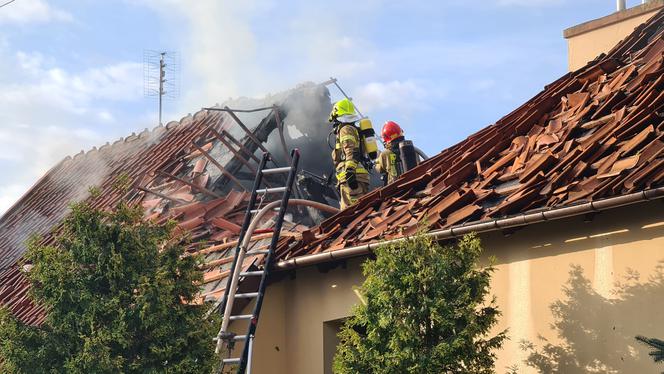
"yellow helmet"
329,98,360,124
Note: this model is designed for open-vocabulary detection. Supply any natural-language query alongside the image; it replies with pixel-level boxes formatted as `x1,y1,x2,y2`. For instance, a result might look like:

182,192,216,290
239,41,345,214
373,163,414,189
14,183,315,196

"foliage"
0,201,217,373
333,233,506,374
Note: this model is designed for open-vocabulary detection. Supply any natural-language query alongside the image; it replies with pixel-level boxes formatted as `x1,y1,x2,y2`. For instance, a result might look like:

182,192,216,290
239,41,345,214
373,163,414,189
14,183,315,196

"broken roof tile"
279,9,664,260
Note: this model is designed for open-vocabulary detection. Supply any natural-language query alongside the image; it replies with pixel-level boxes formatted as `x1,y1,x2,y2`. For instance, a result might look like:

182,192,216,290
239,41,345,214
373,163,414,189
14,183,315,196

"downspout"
275,186,664,270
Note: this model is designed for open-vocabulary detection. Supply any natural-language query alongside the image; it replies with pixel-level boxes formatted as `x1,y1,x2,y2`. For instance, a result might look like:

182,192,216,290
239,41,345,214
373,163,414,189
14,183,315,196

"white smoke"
129,0,380,114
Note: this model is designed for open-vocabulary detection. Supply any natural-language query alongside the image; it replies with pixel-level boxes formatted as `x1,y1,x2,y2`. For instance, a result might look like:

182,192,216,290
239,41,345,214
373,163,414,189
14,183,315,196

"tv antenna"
143,50,180,125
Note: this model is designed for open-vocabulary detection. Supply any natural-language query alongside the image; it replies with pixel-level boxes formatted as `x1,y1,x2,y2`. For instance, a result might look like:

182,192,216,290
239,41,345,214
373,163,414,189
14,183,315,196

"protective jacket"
375,137,404,185
376,148,398,184
332,123,370,185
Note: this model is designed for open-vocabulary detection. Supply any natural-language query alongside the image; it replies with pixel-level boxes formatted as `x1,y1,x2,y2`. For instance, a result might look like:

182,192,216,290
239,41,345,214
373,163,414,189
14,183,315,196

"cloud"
0,123,102,175
98,111,114,122
1,51,142,115
493,0,566,6
129,0,553,115
130,0,383,111
131,0,269,107
0,184,28,215
354,80,431,113
0,44,143,214
0,122,104,214
0,0,72,24
468,79,497,94
123,0,566,162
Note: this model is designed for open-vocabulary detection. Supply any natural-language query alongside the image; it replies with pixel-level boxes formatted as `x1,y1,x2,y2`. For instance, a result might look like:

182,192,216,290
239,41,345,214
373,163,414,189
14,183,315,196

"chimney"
616,0,626,12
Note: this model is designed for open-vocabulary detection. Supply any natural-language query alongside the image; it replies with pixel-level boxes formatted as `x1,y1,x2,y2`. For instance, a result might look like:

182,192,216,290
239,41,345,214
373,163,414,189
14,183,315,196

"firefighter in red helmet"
375,121,407,185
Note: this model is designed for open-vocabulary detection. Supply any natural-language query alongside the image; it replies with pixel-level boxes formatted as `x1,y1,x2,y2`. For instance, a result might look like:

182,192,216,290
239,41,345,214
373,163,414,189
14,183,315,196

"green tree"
333,234,506,374
0,200,217,373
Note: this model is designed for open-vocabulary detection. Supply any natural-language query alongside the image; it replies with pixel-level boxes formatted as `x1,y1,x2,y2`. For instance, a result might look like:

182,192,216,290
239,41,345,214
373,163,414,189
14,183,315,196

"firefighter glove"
346,168,358,189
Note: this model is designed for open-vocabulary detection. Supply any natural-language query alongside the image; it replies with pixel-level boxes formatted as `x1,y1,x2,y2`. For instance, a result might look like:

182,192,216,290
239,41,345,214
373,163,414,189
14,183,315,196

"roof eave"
275,186,664,270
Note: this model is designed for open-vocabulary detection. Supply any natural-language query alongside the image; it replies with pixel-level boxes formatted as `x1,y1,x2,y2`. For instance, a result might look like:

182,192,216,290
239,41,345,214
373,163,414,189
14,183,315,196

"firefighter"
329,98,370,209
376,121,405,185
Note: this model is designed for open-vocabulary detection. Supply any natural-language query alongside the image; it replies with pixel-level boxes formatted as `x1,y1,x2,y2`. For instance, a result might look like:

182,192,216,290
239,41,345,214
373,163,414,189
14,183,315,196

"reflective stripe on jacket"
375,148,399,184
332,124,369,184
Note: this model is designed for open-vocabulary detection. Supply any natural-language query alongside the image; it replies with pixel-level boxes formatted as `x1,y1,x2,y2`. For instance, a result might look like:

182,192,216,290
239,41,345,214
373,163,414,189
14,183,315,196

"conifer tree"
334,234,506,374
0,200,216,373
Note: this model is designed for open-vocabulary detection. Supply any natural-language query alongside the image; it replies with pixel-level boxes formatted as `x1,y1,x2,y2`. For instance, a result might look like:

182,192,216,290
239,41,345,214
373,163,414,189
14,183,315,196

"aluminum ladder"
215,149,299,374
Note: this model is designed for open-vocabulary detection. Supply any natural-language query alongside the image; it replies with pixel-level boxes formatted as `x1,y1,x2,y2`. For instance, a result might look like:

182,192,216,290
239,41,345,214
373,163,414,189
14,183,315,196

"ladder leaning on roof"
214,149,300,374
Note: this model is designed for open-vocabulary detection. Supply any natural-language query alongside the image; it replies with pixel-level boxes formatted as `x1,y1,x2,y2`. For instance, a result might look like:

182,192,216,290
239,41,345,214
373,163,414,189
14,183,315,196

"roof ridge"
63,109,213,165
0,108,213,224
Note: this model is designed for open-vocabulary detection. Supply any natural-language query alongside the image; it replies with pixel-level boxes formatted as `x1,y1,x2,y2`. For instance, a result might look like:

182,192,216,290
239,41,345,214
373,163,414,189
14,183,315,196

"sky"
0,0,648,214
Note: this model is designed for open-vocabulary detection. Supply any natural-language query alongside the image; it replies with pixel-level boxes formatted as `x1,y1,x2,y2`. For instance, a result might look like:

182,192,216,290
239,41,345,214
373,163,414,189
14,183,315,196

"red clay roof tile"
278,9,664,261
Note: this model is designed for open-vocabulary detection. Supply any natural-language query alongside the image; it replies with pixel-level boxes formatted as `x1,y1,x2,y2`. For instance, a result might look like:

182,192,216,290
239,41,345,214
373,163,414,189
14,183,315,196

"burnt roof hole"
493,178,521,195
479,195,507,210
574,126,597,140
648,24,664,44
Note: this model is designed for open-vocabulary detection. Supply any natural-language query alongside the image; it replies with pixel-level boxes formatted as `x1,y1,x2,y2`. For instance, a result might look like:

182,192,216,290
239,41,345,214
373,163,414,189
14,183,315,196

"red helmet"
381,121,404,143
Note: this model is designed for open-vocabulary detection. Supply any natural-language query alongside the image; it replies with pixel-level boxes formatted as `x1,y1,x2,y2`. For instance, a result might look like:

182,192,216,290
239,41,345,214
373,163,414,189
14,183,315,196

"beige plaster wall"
486,200,664,373
229,200,664,373
565,4,662,71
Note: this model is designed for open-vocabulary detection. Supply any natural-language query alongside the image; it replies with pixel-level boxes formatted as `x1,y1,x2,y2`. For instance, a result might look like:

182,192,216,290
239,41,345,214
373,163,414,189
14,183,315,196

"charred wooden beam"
208,128,258,174
157,171,220,198
223,106,269,153
210,110,283,191
191,141,246,191
204,106,273,114
220,129,261,163
137,186,187,204
273,105,292,164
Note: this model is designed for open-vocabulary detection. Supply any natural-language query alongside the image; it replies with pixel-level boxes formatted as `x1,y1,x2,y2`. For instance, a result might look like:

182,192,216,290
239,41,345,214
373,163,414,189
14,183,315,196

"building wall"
564,1,663,71
233,200,664,373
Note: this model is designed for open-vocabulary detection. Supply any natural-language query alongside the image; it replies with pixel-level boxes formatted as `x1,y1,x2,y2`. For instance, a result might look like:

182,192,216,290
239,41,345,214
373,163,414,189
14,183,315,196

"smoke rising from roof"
0,129,170,270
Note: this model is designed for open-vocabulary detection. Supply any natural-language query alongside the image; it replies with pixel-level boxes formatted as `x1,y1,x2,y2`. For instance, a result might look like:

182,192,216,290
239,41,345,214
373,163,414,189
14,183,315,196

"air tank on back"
358,118,378,160
399,140,418,173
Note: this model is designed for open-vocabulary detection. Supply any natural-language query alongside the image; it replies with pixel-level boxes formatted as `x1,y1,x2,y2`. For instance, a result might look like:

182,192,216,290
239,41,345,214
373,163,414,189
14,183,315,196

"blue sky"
0,0,646,213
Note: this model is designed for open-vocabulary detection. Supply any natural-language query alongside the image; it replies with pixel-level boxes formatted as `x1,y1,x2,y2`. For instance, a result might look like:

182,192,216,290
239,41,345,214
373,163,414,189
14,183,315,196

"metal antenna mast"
144,50,180,125
159,52,166,125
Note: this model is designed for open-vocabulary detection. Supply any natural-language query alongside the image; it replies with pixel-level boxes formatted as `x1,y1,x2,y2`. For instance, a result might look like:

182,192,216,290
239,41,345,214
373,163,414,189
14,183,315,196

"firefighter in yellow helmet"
329,98,370,209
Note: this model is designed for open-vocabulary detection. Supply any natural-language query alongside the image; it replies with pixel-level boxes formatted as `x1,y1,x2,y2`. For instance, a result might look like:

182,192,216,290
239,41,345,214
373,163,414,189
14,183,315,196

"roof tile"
278,9,664,259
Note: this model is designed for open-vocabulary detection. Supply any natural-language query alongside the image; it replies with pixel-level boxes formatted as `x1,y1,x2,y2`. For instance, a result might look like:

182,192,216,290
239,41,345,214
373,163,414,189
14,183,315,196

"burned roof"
0,83,335,324
2,9,664,325
0,113,217,324
277,9,664,260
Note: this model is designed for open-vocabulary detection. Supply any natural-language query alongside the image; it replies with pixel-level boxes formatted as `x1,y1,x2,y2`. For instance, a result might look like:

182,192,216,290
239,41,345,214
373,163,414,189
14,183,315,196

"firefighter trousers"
339,182,369,210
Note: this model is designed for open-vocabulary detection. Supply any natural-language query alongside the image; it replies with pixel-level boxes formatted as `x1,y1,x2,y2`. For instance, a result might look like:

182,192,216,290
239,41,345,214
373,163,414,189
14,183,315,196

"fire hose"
215,199,339,352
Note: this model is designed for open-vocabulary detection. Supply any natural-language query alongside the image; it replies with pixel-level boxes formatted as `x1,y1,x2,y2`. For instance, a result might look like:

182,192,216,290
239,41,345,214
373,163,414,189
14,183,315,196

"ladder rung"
214,334,247,341
240,270,264,276
250,207,280,214
261,167,292,175
235,292,259,299
222,358,241,364
230,314,254,321
256,187,286,194
246,249,270,255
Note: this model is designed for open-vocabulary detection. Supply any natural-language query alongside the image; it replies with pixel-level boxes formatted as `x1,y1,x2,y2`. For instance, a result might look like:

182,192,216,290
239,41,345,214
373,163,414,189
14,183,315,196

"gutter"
275,186,664,270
